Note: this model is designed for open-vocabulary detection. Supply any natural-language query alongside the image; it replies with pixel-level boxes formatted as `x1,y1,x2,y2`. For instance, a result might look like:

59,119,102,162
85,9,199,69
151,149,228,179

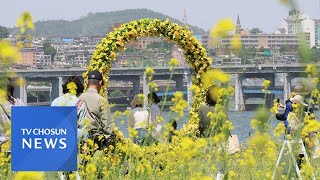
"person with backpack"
79,70,114,150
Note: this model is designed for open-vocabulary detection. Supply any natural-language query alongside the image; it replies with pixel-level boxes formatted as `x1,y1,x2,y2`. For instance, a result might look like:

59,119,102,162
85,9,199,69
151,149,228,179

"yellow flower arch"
84,18,212,140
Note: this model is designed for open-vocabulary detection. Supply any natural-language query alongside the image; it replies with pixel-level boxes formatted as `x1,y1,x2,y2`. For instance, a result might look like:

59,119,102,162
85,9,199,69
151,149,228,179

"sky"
1,0,319,33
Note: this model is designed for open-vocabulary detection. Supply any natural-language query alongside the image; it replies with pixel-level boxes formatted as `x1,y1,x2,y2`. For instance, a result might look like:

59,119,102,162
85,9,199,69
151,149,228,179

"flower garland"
84,18,212,141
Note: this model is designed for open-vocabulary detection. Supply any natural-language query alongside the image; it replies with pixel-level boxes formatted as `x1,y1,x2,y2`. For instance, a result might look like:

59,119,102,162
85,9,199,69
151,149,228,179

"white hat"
290,95,307,106
130,94,144,108
291,85,308,96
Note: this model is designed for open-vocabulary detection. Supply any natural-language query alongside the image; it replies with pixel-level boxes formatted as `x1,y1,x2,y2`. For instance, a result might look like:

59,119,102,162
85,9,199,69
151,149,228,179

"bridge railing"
27,101,51,106
242,86,284,90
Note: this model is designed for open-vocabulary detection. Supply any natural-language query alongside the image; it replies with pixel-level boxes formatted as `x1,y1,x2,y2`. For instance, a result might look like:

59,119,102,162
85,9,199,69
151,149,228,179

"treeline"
9,9,206,37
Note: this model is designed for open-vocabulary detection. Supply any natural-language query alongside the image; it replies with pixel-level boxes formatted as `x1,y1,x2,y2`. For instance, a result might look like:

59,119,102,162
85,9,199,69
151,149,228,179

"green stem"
160,67,174,112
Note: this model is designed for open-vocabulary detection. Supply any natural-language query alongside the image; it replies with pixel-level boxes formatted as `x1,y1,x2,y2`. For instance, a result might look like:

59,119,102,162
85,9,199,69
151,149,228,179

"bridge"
1,63,316,111
242,86,284,94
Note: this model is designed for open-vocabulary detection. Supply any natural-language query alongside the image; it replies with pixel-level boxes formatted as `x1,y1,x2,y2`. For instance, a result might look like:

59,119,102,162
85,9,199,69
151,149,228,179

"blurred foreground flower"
0,40,19,64
202,69,230,89
231,34,242,50
144,67,155,76
13,172,44,180
306,64,317,77
169,58,179,67
67,82,78,95
170,91,188,117
210,18,235,37
16,12,34,33
262,80,271,90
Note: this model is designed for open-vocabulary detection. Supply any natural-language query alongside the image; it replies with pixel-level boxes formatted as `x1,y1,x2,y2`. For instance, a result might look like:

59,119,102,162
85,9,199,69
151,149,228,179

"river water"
114,110,308,143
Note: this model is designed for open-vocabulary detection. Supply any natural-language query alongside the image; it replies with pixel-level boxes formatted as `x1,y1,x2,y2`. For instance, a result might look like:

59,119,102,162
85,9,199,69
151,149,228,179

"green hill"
10,9,206,36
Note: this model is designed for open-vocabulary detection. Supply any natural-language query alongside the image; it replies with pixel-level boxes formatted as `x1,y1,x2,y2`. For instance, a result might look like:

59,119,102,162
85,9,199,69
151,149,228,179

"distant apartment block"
213,57,241,66
220,33,310,50
18,47,36,66
35,53,51,68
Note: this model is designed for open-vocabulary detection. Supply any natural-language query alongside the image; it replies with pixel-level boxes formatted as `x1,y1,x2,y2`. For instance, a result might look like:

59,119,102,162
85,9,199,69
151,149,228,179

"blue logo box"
11,107,77,171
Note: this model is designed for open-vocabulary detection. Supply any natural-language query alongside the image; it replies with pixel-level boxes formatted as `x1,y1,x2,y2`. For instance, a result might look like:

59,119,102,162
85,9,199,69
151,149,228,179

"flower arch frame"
84,18,212,140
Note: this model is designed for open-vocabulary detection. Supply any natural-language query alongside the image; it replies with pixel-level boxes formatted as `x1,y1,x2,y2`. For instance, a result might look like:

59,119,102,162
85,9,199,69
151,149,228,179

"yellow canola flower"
231,34,242,50
148,81,158,91
85,163,97,174
67,82,78,95
306,64,317,77
190,85,200,94
170,91,188,117
169,58,179,67
181,137,194,150
262,80,271,90
0,89,7,103
144,67,155,76
191,175,213,180
273,123,285,137
202,69,230,89
301,163,314,179
16,12,34,32
0,40,19,63
13,172,44,180
250,119,261,130
301,119,320,137
210,18,236,38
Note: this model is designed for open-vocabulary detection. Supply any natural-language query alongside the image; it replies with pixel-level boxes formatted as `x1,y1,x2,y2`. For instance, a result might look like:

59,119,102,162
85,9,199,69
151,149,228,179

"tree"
0,26,9,39
237,47,257,64
109,90,124,97
279,44,290,55
311,47,320,62
42,41,57,61
250,28,263,35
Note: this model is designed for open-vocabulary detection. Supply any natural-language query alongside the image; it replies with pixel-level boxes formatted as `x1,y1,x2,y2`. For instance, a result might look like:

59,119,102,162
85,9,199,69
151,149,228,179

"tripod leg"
286,141,303,180
272,140,287,180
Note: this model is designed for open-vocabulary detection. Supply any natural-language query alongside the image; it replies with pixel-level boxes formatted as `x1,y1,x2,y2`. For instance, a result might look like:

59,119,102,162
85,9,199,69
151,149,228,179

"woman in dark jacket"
198,85,221,137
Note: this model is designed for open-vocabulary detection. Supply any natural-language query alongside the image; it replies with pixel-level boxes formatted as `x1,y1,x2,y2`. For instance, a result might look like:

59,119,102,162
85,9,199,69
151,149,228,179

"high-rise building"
283,9,315,47
314,19,320,47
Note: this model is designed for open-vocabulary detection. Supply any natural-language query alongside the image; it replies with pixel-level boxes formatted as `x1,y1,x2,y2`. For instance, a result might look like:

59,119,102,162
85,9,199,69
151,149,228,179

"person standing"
147,92,162,140
129,94,154,145
51,76,87,140
0,79,25,147
276,86,307,134
198,85,220,137
79,70,113,150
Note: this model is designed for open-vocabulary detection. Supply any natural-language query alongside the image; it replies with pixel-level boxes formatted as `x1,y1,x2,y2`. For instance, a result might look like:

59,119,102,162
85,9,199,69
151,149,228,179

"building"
136,37,162,49
172,47,186,66
213,57,241,66
315,19,320,47
220,33,310,50
73,52,88,67
198,35,209,49
283,9,315,47
112,54,143,67
35,53,51,68
18,47,36,66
